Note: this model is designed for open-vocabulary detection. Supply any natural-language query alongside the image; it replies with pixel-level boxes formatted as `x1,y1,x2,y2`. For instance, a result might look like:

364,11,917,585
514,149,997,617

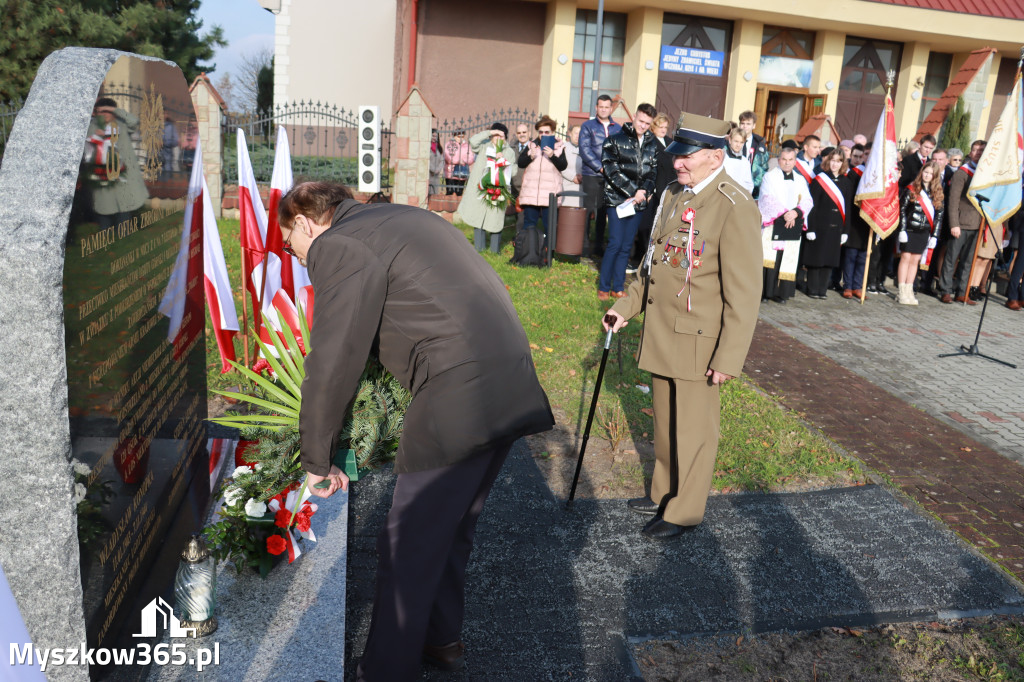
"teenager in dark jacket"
896,162,944,305
597,103,658,299
804,149,852,299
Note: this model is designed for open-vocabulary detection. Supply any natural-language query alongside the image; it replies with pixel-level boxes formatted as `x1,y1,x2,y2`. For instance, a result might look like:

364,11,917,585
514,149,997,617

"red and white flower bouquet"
477,140,513,210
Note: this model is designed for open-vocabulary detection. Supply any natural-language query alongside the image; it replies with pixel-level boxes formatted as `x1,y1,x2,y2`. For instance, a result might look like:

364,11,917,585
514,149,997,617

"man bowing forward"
603,114,762,539
278,182,553,680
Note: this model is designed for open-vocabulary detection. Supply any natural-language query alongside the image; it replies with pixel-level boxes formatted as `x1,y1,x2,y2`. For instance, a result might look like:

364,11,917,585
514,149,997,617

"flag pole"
859,70,896,304
239,252,250,368
860,238,872,304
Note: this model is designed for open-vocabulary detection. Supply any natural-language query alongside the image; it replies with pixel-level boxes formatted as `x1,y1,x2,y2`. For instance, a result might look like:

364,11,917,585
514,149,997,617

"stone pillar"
725,19,764,123
189,74,225,217
810,31,846,124
894,42,931,142
621,7,662,112
393,86,432,208
538,0,577,126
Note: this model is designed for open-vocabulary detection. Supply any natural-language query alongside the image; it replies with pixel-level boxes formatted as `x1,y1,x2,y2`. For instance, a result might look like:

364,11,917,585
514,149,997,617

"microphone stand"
938,194,1017,368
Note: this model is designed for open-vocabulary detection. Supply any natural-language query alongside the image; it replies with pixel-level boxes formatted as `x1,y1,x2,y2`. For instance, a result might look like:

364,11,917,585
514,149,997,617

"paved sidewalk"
749,290,1024,582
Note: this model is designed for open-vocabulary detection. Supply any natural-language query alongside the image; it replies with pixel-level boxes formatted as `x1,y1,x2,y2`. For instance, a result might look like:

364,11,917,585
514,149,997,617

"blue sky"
195,0,274,80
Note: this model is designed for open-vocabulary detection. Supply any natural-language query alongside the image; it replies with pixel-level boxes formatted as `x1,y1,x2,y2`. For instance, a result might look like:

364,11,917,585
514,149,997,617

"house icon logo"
134,597,196,638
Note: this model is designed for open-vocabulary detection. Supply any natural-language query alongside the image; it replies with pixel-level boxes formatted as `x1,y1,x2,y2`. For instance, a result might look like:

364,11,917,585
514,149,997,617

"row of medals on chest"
659,205,704,269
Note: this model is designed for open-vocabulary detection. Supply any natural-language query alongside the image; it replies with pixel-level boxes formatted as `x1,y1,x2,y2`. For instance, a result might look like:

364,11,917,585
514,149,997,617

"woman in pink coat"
443,130,473,196
516,115,568,237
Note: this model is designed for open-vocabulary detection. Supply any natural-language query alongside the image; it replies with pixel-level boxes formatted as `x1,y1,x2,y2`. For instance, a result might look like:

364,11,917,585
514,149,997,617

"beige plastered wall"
271,0,397,116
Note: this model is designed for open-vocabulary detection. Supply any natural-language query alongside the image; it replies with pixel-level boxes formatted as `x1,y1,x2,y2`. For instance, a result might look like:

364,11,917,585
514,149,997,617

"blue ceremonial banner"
968,72,1023,224
660,46,724,77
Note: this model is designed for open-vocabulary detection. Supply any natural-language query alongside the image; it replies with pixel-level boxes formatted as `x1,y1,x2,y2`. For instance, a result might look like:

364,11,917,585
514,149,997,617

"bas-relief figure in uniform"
605,115,763,539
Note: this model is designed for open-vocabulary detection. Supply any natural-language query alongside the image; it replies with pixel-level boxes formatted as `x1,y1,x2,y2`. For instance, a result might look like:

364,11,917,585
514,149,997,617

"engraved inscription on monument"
61,55,210,656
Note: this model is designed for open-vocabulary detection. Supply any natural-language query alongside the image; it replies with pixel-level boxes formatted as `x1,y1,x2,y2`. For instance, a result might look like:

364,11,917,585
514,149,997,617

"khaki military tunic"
610,169,762,525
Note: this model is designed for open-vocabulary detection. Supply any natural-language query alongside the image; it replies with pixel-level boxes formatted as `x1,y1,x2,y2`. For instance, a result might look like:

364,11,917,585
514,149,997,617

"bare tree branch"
235,47,273,113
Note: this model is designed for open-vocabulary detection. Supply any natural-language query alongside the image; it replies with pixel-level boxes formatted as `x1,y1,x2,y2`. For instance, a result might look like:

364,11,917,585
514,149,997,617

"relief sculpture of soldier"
602,114,763,539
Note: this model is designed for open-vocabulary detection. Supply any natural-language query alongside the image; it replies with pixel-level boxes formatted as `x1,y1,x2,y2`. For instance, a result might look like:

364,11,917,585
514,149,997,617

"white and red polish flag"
267,126,311,302
159,137,238,369
238,128,283,332
855,93,900,238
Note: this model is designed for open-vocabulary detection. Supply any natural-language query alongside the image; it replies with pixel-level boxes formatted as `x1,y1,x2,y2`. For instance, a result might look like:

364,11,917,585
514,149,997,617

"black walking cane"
566,315,616,507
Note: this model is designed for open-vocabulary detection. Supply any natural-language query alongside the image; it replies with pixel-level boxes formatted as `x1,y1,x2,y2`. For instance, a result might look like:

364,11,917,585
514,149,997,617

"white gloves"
898,231,908,243
927,237,937,249
841,234,849,245
805,232,816,241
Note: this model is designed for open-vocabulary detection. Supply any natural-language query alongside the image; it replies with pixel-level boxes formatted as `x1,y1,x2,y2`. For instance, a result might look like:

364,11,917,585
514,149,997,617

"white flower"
231,465,252,478
73,483,87,505
254,463,263,471
71,460,91,476
223,486,245,507
244,499,267,518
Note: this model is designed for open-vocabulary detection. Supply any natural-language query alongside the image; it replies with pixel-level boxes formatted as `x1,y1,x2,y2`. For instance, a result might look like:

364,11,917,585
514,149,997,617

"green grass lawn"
205,215,863,492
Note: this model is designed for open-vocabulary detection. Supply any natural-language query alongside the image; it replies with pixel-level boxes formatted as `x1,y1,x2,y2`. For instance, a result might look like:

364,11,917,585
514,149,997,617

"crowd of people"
431,100,1023,310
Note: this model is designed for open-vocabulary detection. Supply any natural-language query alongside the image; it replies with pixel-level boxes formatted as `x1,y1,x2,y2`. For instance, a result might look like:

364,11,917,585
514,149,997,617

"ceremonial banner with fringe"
855,94,900,238
968,72,1024,225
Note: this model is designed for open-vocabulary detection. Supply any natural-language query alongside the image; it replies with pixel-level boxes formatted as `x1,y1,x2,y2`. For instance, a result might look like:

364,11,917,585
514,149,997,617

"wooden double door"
754,86,827,147
655,13,731,126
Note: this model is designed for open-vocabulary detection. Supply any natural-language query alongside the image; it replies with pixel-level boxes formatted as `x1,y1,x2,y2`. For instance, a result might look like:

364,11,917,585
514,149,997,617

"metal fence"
432,108,570,196
0,98,23,168
222,101,393,190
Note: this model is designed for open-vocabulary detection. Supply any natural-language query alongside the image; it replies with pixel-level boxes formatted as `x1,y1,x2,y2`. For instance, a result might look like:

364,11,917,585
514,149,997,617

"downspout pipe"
589,0,604,114
408,0,419,91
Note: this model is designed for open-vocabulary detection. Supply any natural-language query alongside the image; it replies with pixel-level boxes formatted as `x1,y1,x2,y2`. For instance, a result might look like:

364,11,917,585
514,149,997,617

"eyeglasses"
282,226,296,256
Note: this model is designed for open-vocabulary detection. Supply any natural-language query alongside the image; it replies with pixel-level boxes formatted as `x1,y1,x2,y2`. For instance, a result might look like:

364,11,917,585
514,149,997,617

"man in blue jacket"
579,94,622,257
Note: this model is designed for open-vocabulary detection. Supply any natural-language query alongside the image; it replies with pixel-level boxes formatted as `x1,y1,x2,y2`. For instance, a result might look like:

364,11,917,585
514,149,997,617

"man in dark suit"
939,139,987,303
900,134,936,190
278,182,554,680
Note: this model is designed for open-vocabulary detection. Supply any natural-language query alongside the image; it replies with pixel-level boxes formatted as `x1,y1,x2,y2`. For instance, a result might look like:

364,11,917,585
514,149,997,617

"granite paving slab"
344,441,1024,681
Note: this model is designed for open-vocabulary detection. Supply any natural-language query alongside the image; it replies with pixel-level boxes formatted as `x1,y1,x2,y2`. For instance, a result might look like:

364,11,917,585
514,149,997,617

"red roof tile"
915,48,997,140
866,0,1024,20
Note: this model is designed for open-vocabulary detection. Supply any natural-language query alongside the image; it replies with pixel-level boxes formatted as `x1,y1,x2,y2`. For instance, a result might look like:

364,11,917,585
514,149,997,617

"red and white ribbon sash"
814,173,845,221
795,158,815,184
918,190,935,231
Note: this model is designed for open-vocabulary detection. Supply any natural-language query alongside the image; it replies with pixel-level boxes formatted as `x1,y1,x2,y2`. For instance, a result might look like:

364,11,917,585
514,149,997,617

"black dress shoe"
423,641,466,671
627,496,658,515
641,517,695,539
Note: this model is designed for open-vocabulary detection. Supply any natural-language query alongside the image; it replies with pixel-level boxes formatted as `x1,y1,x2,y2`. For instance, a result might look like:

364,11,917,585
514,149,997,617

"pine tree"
0,0,226,101
939,96,973,155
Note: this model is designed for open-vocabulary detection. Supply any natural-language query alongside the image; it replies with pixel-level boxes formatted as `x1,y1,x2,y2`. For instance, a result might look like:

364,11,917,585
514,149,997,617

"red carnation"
266,534,287,555
274,507,292,529
295,508,313,533
252,358,271,375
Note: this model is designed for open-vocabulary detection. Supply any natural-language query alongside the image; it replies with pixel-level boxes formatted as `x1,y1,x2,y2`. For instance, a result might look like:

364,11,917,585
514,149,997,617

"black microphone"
974,193,989,203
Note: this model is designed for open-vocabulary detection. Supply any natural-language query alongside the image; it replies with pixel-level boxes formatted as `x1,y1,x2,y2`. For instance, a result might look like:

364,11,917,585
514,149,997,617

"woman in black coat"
896,161,944,305
805,149,852,299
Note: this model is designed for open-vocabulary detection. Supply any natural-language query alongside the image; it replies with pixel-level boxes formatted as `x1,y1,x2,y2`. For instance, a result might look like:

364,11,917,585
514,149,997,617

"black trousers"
938,228,978,296
581,175,607,254
805,266,832,296
357,443,512,681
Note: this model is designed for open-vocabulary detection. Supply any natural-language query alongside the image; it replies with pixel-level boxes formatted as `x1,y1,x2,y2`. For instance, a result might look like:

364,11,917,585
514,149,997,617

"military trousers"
650,374,721,526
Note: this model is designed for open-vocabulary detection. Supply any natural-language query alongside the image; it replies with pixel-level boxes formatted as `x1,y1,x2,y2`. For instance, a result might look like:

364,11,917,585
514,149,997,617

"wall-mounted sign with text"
660,46,724,77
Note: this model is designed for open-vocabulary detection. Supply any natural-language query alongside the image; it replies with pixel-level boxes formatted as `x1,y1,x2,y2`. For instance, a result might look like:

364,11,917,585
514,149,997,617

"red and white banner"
267,126,311,303
238,129,282,332
160,137,236,367
855,94,900,238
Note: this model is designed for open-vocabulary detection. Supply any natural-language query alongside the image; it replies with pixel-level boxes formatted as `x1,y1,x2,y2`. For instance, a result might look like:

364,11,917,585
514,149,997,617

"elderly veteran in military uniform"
602,115,763,539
